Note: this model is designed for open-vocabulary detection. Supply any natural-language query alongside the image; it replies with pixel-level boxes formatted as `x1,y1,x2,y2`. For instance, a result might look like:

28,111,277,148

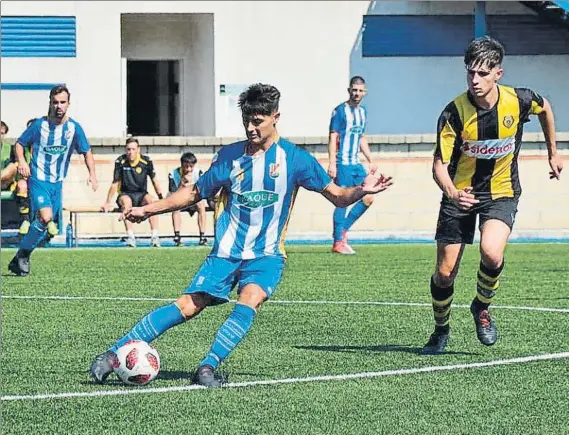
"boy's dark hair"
349,76,366,87
464,36,505,69
238,83,281,117
125,137,140,147
181,152,197,165
1,120,8,134
49,84,71,101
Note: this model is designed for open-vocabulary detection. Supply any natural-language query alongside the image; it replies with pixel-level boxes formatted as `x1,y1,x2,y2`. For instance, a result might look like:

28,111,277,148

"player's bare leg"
421,242,465,355
172,210,182,246
197,201,208,245
471,219,510,346
1,162,17,186
144,194,160,247
16,179,31,235
119,195,136,247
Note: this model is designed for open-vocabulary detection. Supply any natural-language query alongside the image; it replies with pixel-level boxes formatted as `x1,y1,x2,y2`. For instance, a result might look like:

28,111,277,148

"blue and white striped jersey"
329,103,367,166
197,138,332,259
168,166,202,192
17,117,91,183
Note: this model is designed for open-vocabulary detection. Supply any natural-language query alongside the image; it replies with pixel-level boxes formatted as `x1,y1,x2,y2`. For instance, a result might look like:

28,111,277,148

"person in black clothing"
101,137,164,247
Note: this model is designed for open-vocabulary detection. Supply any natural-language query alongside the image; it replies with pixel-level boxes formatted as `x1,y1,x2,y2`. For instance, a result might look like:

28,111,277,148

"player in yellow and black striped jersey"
421,36,564,355
101,137,165,247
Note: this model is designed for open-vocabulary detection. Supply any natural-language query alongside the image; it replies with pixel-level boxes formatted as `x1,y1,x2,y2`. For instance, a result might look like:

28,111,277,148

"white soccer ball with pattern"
113,340,160,386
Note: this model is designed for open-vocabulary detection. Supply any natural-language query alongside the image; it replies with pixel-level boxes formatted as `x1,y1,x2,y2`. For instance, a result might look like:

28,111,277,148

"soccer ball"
113,340,160,386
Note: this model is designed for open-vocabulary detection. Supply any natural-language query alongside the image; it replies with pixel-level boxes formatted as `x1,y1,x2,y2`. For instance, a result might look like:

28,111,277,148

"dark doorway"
126,60,180,136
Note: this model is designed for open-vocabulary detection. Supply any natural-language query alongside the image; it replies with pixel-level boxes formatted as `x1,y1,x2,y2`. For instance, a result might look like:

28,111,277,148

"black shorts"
181,204,200,217
177,198,215,217
435,197,519,245
117,191,148,208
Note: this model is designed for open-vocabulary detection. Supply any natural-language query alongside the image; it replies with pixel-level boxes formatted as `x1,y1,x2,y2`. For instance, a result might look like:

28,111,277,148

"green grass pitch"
2,244,569,434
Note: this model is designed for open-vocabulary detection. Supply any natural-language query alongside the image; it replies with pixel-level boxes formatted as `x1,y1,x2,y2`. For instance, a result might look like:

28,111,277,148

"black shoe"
173,236,182,246
89,350,118,384
420,326,450,355
470,300,498,346
8,251,30,277
199,237,208,246
192,365,224,388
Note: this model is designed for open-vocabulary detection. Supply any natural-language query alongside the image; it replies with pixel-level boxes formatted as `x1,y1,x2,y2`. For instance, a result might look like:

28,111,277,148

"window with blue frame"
362,14,569,57
1,16,76,57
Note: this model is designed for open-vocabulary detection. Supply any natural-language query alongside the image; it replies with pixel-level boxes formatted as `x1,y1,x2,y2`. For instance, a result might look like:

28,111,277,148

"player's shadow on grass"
156,370,195,381
294,344,480,356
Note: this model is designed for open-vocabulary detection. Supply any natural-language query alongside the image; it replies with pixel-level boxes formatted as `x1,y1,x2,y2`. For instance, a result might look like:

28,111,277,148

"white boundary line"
3,351,569,402
3,295,569,313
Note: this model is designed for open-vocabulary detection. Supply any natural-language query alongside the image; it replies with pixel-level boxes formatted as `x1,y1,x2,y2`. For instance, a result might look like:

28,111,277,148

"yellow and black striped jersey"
435,84,545,200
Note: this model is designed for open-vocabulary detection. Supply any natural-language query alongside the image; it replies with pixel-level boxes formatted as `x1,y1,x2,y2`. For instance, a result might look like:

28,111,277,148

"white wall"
121,13,214,136
1,1,369,138
1,1,123,138
210,1,370,137
187,14,215,136
354,1,569,134
2,1,567,137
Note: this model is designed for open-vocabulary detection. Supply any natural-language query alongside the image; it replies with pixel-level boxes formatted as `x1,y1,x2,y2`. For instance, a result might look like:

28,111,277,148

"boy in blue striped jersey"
328,76,376,255
168,152,209,246
8,85,99,276
90,83,393,388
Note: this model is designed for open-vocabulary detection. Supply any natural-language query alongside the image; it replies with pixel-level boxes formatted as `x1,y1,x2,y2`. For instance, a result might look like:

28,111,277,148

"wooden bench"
64,205,216,248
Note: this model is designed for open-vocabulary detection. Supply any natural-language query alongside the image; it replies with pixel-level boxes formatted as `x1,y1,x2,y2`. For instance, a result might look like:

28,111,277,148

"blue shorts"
185,255,286,305
29,178,62,218
336,163,367,188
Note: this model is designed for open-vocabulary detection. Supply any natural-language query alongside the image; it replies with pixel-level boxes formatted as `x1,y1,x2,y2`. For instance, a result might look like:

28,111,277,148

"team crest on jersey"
503,115,515,129
236,190,279,209
135,167,142,174
269,163,280,179
65,129,73,141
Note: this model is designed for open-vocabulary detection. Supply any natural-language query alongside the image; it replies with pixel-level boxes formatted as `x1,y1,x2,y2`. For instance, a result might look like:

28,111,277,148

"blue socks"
109,303,186,352
343,201,370,232
200,303,256,370
333,201,370,241
19,219,47,252
333,207,347,242
108,301,257,371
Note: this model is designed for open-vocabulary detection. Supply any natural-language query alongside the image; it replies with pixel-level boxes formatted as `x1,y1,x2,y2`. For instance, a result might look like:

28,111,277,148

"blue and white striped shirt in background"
329,103,367,166
17,117,91,183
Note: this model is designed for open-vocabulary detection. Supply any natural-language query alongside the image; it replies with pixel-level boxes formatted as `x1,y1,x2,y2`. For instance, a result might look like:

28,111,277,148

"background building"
2,1,568,138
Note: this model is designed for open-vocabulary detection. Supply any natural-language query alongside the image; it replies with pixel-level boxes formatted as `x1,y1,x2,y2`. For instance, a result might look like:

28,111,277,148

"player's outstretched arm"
537,98,563,180
121,184,202,223
321,167,393,208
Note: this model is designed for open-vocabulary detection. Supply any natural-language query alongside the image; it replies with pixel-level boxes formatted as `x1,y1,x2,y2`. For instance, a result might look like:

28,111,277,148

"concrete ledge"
5,132,569,148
